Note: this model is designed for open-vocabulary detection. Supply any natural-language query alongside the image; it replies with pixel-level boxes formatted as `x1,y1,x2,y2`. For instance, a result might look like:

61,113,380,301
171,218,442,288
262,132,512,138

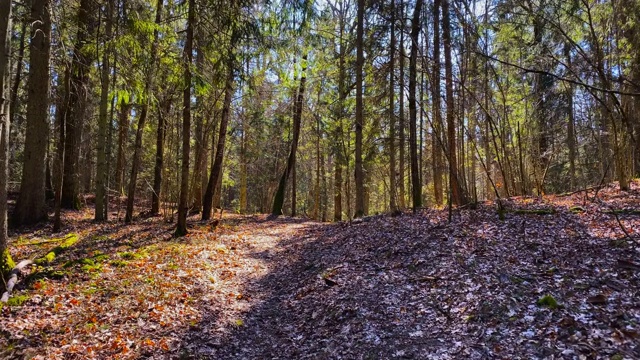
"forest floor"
1,182,640,359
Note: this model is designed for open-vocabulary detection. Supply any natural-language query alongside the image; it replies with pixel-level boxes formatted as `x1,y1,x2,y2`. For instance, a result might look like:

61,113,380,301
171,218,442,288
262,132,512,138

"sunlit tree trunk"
176,0,195,235
0,0,12,278
443,0,466,206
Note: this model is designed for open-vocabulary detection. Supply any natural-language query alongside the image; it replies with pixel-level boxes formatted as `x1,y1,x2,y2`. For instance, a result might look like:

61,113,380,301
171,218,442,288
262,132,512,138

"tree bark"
408,0,423,212
151,99,170,215
125,0,162,223
272,54,307,216
442,0,466,206
61,0,96,209
0,0,12,282
114,103,131,195
176,0,195,235
95,0,114,221
14,0,51,226
203,56,235,220
388,0,397,212
354,0,365,218
431,0,444,206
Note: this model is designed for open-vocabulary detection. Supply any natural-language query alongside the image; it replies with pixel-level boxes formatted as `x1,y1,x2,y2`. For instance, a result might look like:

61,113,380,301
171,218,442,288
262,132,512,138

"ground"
1,182,640,359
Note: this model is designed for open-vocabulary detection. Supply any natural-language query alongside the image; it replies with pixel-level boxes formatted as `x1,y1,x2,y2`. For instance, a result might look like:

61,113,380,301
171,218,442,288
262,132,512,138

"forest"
1,0,640,358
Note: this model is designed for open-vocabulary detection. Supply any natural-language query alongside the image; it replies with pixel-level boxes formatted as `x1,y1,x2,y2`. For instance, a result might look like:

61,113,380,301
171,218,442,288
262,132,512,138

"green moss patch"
7,294,29,307
537,294,559,309
35,234,80,265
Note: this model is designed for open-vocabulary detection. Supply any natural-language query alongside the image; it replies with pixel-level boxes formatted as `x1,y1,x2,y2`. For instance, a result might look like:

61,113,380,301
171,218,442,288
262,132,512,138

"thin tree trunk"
0,0,12,279
53,66,70,232
443,0,465,206
151,98,170,215
272,54,307,216
114,103,131,194
399,0,406,209
354,0,365,218
14,0,51,226
203,56,235,220
408,0,423,212
334,162,342,221
190,43,205,213
389,0,397,212
95,0,114,221
176,0,195,235
125,0,162,223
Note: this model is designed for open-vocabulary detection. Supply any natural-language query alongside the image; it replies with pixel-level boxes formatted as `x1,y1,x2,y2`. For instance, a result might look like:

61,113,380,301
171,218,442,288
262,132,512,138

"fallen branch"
1,260,34,303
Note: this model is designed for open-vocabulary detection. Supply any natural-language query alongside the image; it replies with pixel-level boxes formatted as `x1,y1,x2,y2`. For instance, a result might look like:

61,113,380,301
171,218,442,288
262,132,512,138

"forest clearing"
2,0,640,358
1,183,639,359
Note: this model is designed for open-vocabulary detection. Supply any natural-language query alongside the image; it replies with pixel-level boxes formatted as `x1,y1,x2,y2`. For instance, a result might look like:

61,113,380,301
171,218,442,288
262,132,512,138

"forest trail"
1,182,640,359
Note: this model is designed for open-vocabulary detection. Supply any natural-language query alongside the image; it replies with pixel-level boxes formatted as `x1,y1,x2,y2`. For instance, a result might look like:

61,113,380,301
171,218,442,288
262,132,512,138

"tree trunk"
13,0,51,226
114,103,131,195
176,0,195,235
388,0,397,212
53,66,70,232
432,0,443,206
442,0,466,206
334,161,342,221
61,0,96,209
151,98,170,215
272,54,307,216
95,0,114,221
398,0,406,209
354,0,365,218
408,0,423,212
125,0,162,223
203,56,235,220
190,44,205,213
0,0,12,281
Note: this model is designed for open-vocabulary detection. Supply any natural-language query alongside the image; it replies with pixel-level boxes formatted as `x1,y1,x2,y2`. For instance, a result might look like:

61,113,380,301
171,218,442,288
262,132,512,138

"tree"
354,0,365,218
203,55,236,220
176,0,195,236
442,0,465,206
125,0,163,223
61,0,96,209
431,0,443,206
0,0,12,278
272,55,307,216
95,0,114,221
408,0,423,211
13,0,52,226
388,0,397,212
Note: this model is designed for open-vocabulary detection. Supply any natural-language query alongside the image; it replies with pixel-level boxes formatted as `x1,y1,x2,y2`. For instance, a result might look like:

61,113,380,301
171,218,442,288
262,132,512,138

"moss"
569,206,585,213
118,251,141,260
7,294,29,307
2,249,16,276
611,355,624,360
109,260,127,268
35,234,79,265
537,294,559,309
